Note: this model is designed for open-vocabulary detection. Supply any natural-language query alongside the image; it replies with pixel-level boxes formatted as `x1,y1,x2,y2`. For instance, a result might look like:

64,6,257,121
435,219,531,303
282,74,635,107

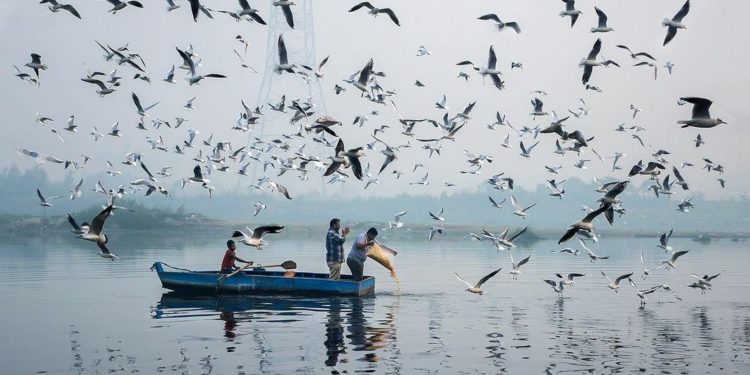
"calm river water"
1,230,748,374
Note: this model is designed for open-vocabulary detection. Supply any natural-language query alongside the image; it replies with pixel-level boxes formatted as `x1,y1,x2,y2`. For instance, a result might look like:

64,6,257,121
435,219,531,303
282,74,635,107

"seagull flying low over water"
663,0,690,46
556,272,584,286
580,239,608,262
232,225,285,250
677,97,725,128
349,2,400,26
455,268,502,295
37,189,60,207
601,271,633,292
509,253,530,280
658,250,689,270
77,205,118,260
387,211,407,229
510,195,536,219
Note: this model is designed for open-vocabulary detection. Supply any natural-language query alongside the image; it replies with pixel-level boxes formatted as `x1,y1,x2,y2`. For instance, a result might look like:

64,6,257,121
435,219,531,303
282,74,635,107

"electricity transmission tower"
251,0,327,143
243,0,327,189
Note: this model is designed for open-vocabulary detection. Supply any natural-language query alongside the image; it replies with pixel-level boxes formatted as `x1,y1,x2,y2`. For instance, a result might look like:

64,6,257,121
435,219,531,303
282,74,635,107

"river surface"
1,230,749,374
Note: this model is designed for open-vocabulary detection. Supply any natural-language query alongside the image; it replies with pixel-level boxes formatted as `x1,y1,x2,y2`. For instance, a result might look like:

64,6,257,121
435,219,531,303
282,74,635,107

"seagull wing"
587,39,602,60
131,92,144,112
36,189,45,203
681,97,712,119
664,27,678,46
97,242,114,256
509,226,528,242
594,7,607,27
277,34,289,65
505,22,521,33
475,267,502,288
670,250,689,262
673,0,690,22
615,272,634,284
600,271,612,283
454,273,474,289
176,48,195,76
281,4,294,28
67,214,81,231
251,225,285,240
60,4,82,19
379,8,400,26
487,45,497,70
349,2,374,12
543,279,557,287
90,205,113,235
517,255,531,267
193,165,203,180
477,13,501,23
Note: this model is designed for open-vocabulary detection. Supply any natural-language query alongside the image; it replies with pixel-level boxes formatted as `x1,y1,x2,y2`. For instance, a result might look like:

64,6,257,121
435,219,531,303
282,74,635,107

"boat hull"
152,262,375,297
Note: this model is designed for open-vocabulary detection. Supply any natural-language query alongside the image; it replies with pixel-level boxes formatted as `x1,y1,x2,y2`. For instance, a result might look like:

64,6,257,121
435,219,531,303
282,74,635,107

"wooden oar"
217,260,297,284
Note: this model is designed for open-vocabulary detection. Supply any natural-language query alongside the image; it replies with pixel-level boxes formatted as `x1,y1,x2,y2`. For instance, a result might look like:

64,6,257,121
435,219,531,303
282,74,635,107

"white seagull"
663,0,690,46
455,268,502,295
601,271,633,292
232,225,285,250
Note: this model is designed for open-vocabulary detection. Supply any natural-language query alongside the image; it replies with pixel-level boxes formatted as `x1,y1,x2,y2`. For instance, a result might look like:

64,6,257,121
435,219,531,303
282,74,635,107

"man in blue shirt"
347,227,378,281
325,218,349,280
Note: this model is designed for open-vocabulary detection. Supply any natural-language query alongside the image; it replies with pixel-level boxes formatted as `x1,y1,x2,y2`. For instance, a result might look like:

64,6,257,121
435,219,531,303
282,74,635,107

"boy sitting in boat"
221,240,253,274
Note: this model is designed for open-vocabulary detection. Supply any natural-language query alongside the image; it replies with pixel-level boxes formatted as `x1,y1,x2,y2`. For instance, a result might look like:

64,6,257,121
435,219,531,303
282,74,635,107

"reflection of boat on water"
154,291,350,316
153,292,398,368
151,261,375,296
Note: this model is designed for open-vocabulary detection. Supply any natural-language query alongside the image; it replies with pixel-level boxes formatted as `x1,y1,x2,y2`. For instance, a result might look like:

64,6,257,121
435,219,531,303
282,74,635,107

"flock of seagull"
15,1,729,303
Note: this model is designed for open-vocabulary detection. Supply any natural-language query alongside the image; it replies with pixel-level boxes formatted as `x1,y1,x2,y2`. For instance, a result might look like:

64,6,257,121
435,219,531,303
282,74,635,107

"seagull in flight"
349,2,400,26
509,253,530,280
677,97,725,128
477,14,521,33
658,250,689,270
232,225,285,250
560,0,582,27
176,47,226,85
455,268,502,295
556,272,584,286
37,189,60,207
601,271,633,292
40,0,81,19
590,7,612,33
77,205,118,260
663,0,690,46
106,0,144,14
132,92,160,117
580,39,619,85
273,0,295,28
387,211,407,229
510,195,536,219
580,239,608,262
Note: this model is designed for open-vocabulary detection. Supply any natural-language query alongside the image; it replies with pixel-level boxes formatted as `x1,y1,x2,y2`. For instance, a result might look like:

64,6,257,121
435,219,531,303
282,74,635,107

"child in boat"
221,240,253,273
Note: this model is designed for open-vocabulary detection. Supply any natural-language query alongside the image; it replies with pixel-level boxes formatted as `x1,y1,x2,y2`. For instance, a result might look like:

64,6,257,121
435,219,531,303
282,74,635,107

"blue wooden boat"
151,262,375,297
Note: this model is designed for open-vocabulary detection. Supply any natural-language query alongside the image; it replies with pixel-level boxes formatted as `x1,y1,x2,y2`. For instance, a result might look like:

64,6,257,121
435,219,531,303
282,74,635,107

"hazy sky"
1,0,747,202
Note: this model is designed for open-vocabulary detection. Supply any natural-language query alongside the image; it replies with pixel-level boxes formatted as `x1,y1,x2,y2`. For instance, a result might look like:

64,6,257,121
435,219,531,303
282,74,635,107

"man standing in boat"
326,218,349,280
347,227,378,281
221,240,253,274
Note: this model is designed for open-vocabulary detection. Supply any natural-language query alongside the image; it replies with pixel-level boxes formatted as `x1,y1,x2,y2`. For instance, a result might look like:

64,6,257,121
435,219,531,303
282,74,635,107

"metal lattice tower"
249,0,327,156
